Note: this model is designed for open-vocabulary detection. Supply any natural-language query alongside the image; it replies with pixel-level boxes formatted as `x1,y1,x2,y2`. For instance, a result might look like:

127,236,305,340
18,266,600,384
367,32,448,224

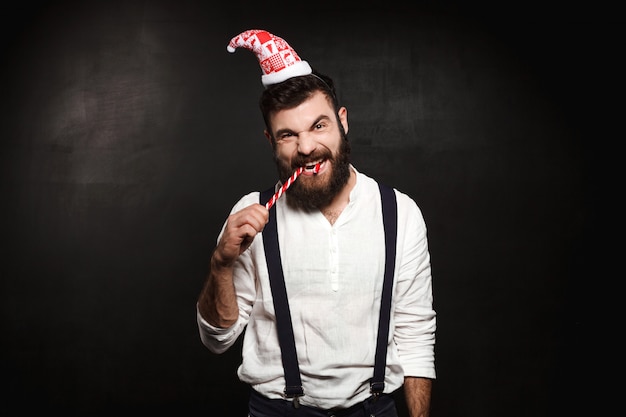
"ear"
264,129,273,144
338,106,349,135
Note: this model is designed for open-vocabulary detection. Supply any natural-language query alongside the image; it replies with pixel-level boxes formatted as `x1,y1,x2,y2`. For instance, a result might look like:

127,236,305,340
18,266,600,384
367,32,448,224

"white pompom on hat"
227,29,312,87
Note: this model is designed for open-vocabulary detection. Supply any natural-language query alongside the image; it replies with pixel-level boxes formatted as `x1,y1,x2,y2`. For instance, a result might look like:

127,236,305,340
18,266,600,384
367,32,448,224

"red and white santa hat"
227,29,312,87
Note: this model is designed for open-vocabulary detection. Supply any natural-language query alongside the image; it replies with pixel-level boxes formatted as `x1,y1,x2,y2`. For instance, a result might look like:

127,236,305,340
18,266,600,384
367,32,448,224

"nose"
296,131,317,155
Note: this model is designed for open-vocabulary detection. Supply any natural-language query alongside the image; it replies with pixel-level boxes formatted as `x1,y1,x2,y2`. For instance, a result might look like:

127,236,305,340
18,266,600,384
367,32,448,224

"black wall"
1,1,616,415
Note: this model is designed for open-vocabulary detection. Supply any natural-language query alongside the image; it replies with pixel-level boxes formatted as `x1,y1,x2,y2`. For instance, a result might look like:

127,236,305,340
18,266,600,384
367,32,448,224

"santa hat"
227,29,312,87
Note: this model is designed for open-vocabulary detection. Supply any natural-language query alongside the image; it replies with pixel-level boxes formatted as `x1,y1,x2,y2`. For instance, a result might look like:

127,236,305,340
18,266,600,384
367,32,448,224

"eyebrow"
274,115,332,138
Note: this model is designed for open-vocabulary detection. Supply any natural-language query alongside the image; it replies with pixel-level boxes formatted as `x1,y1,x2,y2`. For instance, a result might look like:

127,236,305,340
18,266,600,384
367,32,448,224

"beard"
274,138,352,210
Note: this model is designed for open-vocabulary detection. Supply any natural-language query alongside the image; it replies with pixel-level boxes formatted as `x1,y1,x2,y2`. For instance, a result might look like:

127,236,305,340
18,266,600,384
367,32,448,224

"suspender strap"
260,187,304,400
370,183,398,395
260,183,397,399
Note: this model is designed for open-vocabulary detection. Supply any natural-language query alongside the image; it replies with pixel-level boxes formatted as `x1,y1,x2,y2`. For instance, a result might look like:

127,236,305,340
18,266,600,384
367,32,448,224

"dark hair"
259,70,339,138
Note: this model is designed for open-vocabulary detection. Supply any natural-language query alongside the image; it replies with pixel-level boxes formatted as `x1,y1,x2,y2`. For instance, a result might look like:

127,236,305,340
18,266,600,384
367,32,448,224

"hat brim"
261,61,312,87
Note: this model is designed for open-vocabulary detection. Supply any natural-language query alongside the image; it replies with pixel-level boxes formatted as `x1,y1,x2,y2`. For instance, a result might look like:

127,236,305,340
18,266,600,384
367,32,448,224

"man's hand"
213,204,269,266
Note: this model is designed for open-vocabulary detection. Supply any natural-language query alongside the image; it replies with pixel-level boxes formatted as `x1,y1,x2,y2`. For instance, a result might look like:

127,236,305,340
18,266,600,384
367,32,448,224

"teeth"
303,161,322,173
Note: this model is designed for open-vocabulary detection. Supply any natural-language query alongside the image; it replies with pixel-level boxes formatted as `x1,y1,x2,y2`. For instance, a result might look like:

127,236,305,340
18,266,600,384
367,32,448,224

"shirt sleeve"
196,305,245,354
392,190,437,379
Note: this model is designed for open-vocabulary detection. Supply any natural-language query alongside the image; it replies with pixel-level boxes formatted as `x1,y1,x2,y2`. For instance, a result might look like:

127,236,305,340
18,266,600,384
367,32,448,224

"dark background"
1,1,619,416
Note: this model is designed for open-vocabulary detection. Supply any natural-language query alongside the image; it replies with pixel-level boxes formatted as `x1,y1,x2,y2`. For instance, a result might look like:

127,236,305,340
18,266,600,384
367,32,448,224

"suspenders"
371,183,398,395
260,183,398,406
260,187,305,401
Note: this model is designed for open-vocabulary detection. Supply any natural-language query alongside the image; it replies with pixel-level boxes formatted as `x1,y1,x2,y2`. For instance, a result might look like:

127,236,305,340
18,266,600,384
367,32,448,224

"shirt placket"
329,227,339,292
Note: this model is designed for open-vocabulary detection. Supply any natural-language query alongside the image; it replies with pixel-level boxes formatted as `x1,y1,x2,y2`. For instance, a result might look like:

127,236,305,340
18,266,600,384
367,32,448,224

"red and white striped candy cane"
265,163,319,210
265,167,304,210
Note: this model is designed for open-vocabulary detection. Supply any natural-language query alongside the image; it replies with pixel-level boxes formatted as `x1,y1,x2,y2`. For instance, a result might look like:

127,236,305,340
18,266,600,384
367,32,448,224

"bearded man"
197,30,436,417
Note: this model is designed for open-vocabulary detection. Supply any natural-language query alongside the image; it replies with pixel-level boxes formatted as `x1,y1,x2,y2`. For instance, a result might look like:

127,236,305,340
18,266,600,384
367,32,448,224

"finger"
217,224,257,263
229,204,268,233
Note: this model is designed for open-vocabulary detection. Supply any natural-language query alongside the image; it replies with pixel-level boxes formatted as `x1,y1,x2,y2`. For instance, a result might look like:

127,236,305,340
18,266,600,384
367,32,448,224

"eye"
279,132,294,140
314,122,327,131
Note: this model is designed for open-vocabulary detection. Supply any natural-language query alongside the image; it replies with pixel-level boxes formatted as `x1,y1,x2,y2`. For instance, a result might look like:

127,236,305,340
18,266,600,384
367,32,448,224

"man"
197,30,436,417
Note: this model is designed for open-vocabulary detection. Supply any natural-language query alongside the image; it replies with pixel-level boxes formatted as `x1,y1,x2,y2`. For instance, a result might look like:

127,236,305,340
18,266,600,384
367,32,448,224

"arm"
393,193,436,415
404,377,432,417
197,203,268,328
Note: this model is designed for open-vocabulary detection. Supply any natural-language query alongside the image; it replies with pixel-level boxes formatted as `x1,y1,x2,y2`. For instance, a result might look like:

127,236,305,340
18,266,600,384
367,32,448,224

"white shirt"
197,167,436,409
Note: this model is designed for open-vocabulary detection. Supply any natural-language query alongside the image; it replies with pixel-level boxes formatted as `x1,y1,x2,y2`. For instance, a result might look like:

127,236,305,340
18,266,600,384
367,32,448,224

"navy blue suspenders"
260,183,398,405
260,187,305,401
371,183,398,395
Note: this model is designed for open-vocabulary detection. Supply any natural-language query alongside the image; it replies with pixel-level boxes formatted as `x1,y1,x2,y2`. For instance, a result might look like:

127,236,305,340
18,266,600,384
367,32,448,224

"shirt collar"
347,164,361,204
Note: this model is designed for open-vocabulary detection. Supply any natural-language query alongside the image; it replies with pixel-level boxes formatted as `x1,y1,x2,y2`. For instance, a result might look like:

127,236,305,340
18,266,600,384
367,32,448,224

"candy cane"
265,163,320,210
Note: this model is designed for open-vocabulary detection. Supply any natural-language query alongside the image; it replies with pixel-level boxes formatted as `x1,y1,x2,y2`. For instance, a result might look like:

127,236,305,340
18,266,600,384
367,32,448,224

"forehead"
270,91,335,130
